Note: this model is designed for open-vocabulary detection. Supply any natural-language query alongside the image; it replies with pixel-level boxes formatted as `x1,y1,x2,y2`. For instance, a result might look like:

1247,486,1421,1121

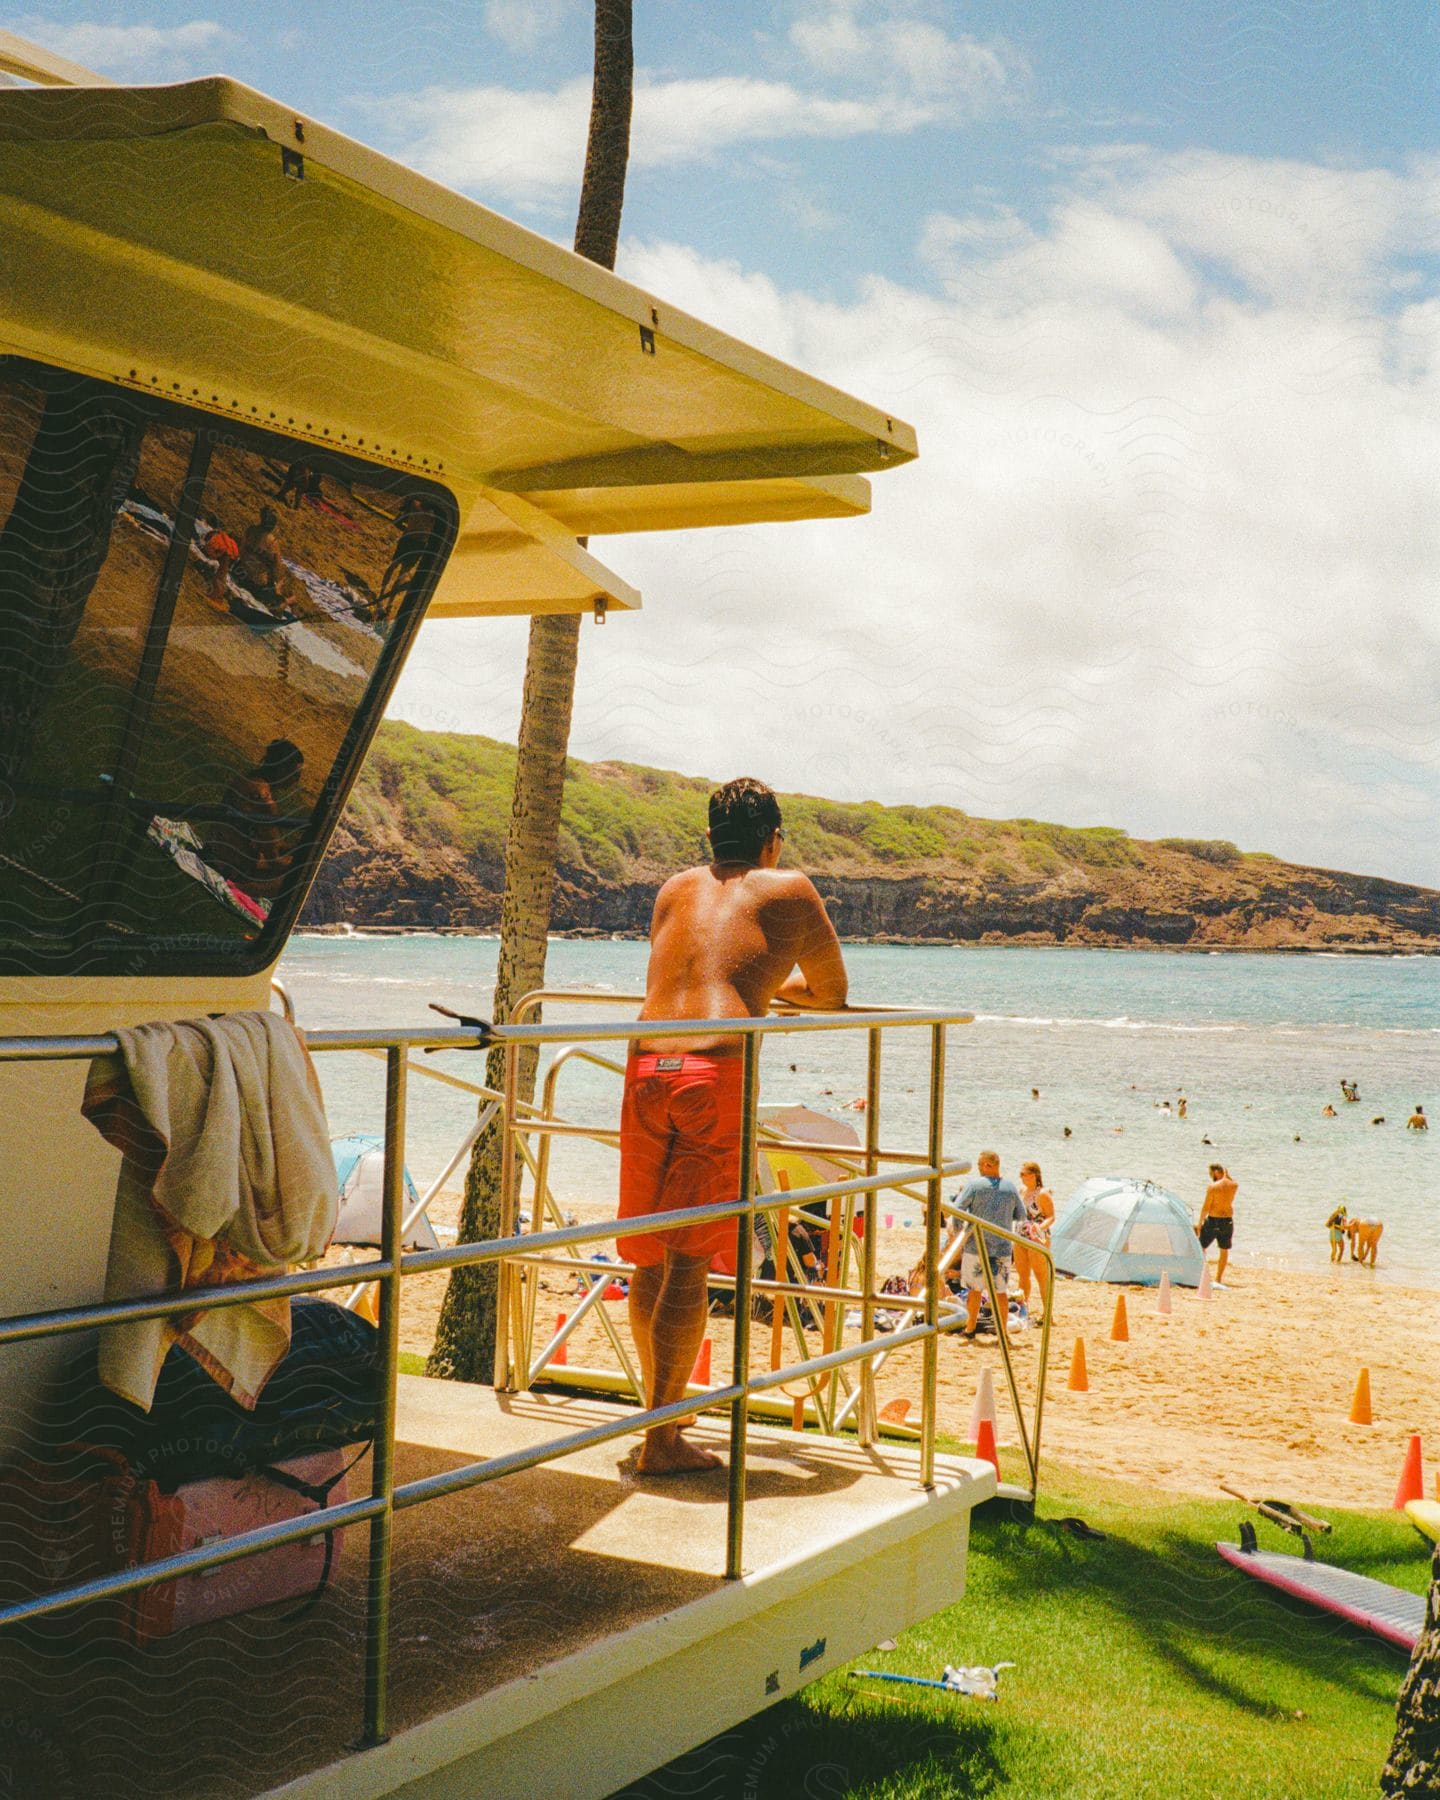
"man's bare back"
637,861,847,1051
1203,1173,1237,1217
620,777,848,1475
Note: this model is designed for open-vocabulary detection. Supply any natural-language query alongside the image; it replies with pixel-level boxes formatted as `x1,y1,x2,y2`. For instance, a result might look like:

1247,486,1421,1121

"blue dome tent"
1051,1177,1205,1287
331,1133,440,1251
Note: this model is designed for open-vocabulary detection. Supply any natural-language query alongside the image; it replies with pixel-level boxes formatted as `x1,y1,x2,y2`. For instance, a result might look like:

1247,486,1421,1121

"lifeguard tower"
0,33,1034,1800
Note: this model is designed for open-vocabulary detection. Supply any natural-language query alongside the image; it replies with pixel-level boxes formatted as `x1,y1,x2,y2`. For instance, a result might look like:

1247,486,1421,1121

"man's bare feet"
636,1426,722,1475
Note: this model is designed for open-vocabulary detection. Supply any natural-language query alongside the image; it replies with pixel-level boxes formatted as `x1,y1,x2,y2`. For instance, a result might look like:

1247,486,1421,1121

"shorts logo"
655,1057,684,1071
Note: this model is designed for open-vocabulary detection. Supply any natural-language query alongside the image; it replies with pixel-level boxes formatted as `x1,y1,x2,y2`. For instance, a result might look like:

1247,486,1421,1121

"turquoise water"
280,937,1439,1286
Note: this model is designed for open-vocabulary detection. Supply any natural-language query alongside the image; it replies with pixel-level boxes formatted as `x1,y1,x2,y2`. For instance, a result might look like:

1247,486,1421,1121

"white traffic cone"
969,1366,997,1444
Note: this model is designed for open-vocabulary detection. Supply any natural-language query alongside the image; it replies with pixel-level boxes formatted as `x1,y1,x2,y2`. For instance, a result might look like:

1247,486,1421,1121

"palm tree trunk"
428,0,633,1384
1382,1549,1440,1796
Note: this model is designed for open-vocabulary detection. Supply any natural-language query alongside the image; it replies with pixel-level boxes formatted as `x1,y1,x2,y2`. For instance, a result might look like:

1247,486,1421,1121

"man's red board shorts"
616,1051,744,1270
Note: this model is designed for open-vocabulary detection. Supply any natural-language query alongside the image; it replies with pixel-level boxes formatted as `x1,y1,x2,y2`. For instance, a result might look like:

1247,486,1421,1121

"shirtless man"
1196,1162,1237,1285
617,777,847,1474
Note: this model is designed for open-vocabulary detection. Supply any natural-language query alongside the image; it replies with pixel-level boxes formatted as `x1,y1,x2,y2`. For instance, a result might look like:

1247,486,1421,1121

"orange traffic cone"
1157,1271,1172,1317
1068,1336,1089,1392
553,1314,568,1367
691,1337,713,1386
975,1415,1000,1478
1110,1294,1129,1342
1349,1367,1373,1425
1393,1434,1424,1509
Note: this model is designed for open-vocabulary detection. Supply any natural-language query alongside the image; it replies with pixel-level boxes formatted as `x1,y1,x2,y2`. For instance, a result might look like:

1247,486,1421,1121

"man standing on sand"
616,777,848,1475
1197,1162,1238,1286
951,1152,1027,1341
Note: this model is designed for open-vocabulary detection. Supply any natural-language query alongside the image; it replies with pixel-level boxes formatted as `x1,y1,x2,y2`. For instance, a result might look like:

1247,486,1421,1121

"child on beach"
1325,1204,1348,1263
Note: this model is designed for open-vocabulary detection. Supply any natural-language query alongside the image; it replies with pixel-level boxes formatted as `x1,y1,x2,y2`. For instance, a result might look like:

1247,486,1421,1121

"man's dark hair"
260,738,304,784
709,776,782,865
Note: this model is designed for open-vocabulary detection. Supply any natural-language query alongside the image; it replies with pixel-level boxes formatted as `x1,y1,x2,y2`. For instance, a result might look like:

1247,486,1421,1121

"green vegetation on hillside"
321,722,1436,946
355,722,1154,883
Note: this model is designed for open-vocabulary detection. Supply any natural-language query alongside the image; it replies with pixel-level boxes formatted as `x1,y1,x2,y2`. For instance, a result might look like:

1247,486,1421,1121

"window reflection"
0,361,453,972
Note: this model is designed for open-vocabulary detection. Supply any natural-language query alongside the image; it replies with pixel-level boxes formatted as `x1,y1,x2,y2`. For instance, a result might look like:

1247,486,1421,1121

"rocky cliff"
303,723,1440,952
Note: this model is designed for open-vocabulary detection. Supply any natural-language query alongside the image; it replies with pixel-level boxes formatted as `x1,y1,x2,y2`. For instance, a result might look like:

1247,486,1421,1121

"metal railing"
498,991,1051,1477
0,994,1035,1759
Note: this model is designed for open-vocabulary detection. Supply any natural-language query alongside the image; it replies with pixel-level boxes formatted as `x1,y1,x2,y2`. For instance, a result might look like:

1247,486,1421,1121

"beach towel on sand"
82,1014,338,1412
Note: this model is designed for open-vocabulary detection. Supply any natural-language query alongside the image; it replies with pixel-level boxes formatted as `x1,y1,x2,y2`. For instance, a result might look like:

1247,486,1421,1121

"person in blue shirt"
950,1150,1027,1340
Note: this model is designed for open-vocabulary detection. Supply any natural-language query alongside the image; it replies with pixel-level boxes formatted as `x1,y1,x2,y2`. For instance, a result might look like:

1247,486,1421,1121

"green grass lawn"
615,1453,1430,1800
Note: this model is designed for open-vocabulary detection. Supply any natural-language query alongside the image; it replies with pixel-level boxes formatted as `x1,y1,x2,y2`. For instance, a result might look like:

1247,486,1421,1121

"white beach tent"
1050,1177,1205,1288
331,1133,440,1252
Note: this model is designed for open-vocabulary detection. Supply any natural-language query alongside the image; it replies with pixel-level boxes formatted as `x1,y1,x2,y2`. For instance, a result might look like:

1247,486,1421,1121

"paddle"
1220,1482,1331,1535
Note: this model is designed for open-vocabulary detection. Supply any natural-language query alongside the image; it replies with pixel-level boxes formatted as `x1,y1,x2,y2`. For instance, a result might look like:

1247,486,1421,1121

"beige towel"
83,1013,339,1411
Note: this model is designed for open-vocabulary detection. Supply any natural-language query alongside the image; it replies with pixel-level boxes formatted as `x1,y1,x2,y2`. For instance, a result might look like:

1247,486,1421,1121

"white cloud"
790,0,1029,110
9,17,233,80
482,0,570,54
382,70,947,208
377,13,1026,212
390,151,1440,888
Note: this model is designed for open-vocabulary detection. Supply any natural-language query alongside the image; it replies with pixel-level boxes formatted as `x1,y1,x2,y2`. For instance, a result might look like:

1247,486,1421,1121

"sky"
11,2,1440,884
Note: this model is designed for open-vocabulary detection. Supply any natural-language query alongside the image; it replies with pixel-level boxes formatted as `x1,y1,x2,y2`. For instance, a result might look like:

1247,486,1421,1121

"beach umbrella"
1050,1176,1205,1288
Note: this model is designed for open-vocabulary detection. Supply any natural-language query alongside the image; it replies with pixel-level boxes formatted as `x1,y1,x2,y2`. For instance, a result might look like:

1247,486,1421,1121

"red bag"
0,1445,350,1646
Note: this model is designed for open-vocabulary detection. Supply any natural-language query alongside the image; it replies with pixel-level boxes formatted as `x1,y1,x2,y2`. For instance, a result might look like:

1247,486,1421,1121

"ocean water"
279,937,1439,1286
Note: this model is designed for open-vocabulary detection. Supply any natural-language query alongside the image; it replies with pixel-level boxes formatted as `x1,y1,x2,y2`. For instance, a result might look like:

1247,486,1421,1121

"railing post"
1031,1243,1053,1490
361,1045,406,1748
496,1036,520,1392
857,1028,882,1445
920,1023,946,1490
725,1032,759,1580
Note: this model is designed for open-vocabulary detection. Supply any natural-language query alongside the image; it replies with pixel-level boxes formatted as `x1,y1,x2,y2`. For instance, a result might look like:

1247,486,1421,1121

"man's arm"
772,876,848,1010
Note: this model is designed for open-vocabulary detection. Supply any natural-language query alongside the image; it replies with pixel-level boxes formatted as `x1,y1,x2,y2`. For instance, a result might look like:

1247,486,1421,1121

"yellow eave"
433,490,641,618
0,69,915,617
0,77,916,501
527,473,872,536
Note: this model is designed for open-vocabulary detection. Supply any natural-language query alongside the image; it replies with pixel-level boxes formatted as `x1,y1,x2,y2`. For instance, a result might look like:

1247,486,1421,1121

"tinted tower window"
0,360,455,974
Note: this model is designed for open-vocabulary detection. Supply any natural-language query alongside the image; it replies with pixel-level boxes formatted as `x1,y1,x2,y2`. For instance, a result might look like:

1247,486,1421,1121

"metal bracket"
281,147,304,182
638,324,656,356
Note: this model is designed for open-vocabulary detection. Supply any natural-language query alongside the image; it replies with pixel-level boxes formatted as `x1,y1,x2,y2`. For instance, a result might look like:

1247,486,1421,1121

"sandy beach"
351,1192,1438,1513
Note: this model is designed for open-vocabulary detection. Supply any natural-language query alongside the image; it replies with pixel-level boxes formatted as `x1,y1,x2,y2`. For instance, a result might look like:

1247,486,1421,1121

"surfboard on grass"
1405,1499,1440,1546
1217,1538,1426,1651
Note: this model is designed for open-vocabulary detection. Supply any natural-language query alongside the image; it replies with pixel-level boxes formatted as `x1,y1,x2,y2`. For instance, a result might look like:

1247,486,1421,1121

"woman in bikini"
1014,1159,1055,1316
